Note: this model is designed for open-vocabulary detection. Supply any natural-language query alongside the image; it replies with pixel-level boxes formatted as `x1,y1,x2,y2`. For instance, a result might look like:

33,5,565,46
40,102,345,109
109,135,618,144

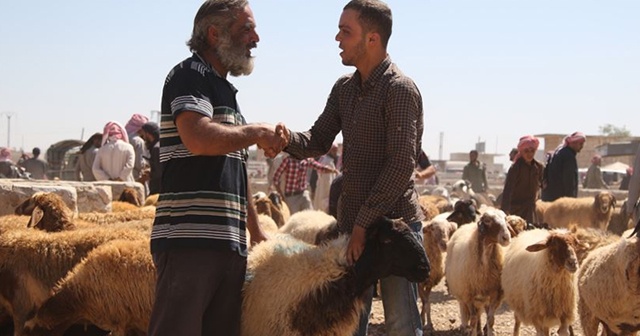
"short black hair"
32,147,40,156
344,0,392,48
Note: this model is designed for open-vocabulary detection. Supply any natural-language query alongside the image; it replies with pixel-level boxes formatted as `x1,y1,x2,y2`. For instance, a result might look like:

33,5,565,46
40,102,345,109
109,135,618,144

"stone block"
0,182,77,216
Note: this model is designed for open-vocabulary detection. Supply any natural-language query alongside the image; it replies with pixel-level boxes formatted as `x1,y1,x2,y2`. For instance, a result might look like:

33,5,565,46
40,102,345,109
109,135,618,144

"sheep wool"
578,236,640,336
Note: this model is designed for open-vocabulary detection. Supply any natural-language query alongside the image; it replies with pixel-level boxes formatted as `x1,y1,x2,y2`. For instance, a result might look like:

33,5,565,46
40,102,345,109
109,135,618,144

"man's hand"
256,123,288,158
346,225,367,266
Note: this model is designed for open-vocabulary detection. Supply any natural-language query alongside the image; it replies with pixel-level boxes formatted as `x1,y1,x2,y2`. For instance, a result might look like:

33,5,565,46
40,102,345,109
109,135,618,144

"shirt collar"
353,55,392,89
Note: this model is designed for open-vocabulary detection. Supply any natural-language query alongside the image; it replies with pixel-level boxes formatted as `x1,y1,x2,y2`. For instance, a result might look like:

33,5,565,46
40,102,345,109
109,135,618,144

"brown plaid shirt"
286,56,424,232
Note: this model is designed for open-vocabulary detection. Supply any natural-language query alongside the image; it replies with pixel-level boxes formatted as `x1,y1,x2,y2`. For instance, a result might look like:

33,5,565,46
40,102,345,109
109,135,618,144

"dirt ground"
367,279,585,336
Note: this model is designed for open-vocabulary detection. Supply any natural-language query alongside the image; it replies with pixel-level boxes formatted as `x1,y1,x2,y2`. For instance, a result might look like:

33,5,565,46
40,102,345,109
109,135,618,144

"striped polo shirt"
151,54,249,256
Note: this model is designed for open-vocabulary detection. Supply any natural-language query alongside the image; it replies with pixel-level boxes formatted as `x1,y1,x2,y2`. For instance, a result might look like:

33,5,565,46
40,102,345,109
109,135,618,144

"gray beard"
216,33,255,76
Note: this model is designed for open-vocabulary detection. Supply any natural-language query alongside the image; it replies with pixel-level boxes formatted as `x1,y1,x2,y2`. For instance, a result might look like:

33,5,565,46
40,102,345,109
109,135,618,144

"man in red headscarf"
501,135,544,223
583,154,608,189
541,131,586,201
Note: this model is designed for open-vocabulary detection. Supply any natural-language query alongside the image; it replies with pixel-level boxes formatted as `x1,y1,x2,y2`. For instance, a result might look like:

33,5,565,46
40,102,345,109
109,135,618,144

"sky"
1,0,639,169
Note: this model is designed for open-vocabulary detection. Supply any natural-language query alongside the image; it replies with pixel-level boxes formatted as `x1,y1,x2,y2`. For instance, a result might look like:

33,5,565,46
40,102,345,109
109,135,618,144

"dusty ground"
367,279,585,336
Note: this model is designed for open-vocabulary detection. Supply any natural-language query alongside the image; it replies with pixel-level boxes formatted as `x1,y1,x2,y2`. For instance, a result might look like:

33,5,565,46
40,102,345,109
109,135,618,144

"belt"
284,190,304,197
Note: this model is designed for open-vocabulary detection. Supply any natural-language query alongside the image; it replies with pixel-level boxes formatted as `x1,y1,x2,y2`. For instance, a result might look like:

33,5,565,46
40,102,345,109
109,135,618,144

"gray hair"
187,0,249,54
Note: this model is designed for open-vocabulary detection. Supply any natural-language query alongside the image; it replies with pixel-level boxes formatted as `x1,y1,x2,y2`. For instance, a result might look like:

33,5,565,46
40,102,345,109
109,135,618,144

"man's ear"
207,25,218,45
367,32,379,45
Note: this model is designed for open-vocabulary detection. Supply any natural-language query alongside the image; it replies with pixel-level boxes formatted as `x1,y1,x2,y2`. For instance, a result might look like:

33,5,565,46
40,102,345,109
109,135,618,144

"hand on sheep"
346,225,367,265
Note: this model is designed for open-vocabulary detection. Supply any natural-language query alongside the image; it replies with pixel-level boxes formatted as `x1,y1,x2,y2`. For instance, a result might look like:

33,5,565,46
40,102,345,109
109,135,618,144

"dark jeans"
148,248,247,336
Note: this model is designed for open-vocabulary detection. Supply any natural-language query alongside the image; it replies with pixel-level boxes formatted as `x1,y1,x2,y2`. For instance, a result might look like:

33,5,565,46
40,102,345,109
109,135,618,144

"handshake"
257,122,290,158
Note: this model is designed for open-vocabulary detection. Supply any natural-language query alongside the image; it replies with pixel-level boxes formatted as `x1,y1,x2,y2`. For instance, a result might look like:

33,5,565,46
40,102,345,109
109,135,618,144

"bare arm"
176,111,286,156
246,186,268,246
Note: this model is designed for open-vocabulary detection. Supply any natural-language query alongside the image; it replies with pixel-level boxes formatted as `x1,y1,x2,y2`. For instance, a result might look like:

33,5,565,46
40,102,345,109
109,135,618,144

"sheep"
434,199,479,226
543,191,616,231
277,210,337,245
451,179,494,207
14,192,76,232
418,217,457,330
144,193,159,207
0,226,148,335
267,191,291,223
417,196,441,221
14,191,155,230
505,214,527,237
241,216,430,336
578,235,640,336
253,193,286,227
534,199,552,225
246,214,280,247
501,228,584,336
571,226,621,264
418,194,452,215
607,199,633,235
23,239,154,336
444,208,512,336
117,186,142,207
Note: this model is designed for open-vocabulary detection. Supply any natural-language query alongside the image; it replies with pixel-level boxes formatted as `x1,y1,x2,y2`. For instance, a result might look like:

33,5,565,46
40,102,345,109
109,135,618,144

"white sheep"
277,209,337,245
444,208,511,336
543,191,616,231
23,239,154,336
578,235,640,336
501,228,584,336
241,217,430,336
418,217,457,330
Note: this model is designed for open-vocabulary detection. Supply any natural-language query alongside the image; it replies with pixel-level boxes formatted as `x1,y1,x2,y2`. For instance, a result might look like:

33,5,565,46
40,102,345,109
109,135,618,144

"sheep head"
355,218,430,288
505,215,527,237
118,187,142,207
477,208,511,247
423,218,457,252
526,230,584,273
594,191,616,215
446,199,479,226
14,192,75,232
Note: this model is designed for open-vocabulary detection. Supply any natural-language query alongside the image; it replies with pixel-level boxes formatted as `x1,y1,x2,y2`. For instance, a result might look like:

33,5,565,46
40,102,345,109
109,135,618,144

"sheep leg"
418,286,433,330
513,315,521,336
483,303,497,336
578,298,600,336
467,306,480,336
458,301,470,328
557,321,571,336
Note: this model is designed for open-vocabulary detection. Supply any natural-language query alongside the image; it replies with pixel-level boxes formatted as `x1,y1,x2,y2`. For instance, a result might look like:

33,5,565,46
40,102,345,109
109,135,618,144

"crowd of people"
1,1,638,335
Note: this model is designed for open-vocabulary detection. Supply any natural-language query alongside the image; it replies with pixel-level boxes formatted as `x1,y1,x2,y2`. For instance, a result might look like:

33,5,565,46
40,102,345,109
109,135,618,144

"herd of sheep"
0,182,639,336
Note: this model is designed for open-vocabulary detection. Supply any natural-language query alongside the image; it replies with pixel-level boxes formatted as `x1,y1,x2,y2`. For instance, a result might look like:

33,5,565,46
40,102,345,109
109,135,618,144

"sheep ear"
507,224,517,238
27,206,44,228
526,240,548,252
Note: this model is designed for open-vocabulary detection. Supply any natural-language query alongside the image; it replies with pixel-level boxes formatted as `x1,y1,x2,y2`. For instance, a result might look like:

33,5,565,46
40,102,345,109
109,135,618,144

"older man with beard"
148,1,287,335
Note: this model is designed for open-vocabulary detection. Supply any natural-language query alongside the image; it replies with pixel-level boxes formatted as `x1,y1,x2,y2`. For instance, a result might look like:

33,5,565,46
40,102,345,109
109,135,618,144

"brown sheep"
117,187,142,207
418,217,457,330
254,195,286,227
417,197,440,222
534,199,552,225
570,225,621,264
23,239,154,336
0,227,148,336
505,215,527,237
418,194,452,214
543,191,616,231
14,192,76,232
607,199,633,235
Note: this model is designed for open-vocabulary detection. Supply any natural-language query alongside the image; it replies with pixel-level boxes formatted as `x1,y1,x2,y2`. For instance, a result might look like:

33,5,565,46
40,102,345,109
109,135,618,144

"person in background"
313,144,340,213
0,147,18,178
138,122,161,195
148,1,286,335
508,147,518,163
620,167,633,191
271,1,427,334
75,132,102,181
500,135,544,223
627,145,640,225
124,113,150,182
541,131,586,202
20,147,48,179
92,121,135,182
462,149,489,193
583,154,608,189
272,155,338,214
415,149,437,185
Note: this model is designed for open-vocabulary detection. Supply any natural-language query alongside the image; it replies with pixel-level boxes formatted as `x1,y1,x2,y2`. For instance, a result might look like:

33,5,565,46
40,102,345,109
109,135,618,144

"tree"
598,124,631,137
